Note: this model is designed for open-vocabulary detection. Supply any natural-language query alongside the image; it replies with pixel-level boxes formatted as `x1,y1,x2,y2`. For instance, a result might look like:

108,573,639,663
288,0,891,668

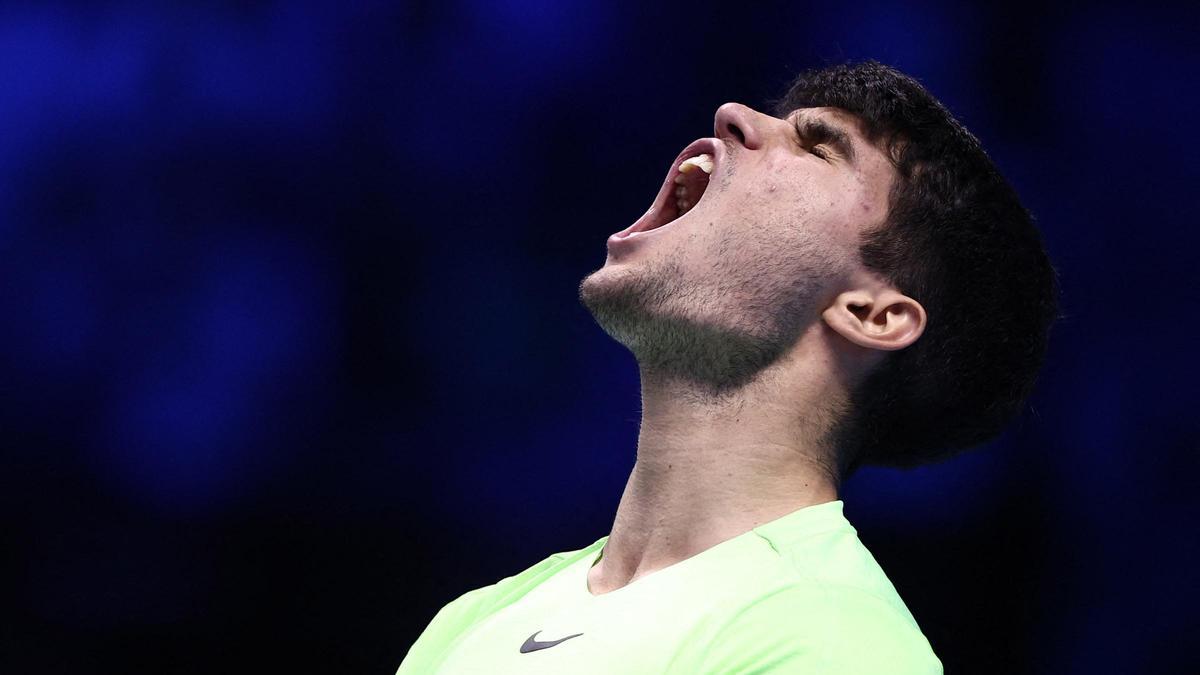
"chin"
579,264,633,307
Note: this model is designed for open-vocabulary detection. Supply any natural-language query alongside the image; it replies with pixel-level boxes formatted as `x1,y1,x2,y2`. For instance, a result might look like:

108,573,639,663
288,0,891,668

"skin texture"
577,103,927,596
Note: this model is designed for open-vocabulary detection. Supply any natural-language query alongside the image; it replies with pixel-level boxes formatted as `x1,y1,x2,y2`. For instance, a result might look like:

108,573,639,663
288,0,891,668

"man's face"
578,103,898,397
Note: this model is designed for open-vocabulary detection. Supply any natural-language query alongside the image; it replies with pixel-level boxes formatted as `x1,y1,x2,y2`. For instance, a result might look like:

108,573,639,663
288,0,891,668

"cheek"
755,164,822,213
771,176,853,234
807,174,881,242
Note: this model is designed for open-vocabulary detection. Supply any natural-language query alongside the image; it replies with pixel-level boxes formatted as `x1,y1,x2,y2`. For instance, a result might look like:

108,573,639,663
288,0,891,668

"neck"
587,349,841,596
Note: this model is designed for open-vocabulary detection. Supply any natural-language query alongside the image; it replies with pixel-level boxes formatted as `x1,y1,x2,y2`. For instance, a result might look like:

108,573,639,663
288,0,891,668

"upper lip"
623,137,725,236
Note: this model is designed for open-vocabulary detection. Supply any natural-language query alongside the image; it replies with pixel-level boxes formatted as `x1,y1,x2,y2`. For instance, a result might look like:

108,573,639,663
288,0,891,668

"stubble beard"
578,228,835,402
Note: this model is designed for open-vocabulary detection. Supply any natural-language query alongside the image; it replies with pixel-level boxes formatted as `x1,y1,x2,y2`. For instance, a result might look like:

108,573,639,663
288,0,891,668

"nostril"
714,102,761,148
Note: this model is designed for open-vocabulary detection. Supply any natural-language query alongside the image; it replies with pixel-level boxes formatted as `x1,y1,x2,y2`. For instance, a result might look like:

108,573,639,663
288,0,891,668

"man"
396,60,1058,674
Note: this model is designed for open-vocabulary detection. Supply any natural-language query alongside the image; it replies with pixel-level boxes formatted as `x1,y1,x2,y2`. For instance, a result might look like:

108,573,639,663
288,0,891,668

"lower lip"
607,224,667,252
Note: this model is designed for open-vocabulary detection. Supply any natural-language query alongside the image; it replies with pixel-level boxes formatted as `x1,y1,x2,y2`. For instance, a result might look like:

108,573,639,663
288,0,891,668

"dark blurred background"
1,2,1197,673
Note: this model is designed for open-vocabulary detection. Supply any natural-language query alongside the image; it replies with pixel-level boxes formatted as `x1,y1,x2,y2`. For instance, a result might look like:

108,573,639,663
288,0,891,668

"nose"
714,102,766,150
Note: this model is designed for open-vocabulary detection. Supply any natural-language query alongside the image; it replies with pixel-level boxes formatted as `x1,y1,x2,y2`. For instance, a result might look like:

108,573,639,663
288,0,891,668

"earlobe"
822,289,926,352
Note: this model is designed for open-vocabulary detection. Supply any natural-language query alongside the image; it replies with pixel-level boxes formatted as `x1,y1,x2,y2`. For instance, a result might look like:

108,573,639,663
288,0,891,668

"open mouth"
610,138,720,243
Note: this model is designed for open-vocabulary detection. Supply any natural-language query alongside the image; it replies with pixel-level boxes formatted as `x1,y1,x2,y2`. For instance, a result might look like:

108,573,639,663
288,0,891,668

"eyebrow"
793,116,858,166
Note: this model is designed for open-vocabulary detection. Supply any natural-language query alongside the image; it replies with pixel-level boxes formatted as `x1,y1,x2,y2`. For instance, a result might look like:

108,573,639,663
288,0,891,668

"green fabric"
397,500,942,674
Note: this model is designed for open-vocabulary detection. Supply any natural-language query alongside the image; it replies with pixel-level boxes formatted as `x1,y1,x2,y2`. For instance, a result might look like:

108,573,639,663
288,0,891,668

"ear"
821,286,927,352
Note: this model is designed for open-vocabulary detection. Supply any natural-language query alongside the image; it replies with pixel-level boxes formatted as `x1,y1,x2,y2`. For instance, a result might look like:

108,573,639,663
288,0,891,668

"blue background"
3,2,1197,673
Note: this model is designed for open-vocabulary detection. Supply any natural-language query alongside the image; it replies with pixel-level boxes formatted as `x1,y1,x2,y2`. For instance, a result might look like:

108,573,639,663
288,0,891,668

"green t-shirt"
397,500,942,674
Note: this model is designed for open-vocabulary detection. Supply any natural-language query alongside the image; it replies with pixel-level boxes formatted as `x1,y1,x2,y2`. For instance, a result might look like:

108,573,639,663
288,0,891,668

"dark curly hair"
770,60,1060,481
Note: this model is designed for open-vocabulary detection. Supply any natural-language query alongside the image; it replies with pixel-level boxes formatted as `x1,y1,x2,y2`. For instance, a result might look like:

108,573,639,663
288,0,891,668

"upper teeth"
678,153,713,174
672,153,712,218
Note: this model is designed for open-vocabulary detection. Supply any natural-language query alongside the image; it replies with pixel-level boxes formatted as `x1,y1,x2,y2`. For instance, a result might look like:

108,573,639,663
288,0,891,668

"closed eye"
792,121,829,160
791,117,856,165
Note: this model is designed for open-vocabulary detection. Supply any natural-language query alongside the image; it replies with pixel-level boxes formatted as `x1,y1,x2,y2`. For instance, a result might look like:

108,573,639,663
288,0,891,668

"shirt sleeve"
692,584,943,674
394,584,498,675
